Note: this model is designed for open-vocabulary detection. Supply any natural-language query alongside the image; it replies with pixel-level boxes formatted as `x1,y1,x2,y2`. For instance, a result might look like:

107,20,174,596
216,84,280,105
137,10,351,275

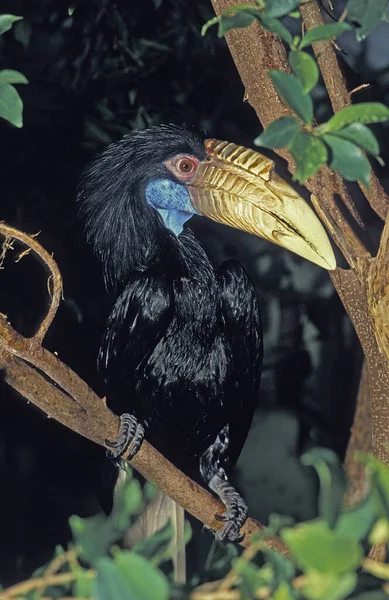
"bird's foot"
209,474,248,543
105,413,145,462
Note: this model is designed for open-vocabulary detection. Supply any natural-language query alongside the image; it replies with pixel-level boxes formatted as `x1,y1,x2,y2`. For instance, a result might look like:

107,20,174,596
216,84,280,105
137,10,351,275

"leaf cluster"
203,0,389,186
0,15,28,128
3,450,389,599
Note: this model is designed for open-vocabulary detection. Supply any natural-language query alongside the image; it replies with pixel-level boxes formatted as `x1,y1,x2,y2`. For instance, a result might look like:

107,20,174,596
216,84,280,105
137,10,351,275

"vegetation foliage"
1,451,389,599
1,0,389,598
203,0,389,185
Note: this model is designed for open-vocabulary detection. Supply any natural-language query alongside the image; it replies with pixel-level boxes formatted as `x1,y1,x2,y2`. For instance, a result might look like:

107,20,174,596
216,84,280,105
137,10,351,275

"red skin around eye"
164,154,199,181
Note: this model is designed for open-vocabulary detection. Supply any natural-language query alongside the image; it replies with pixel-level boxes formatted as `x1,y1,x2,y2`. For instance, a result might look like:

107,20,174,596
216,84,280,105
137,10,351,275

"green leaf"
70,474,143,564
254,116,300,148
299,22,352,49
317,102,389,134
113,473,144,530
302,448,347,529
234,559,267,598
273,582,295,600
217,11,257,36
323,134,371,186
70,513,119,564
73,569,94,598
202,6,294,44
0,83,24,127
335,495,377,541
0,14,22,35
13,19,32,50
95,558,137,600
143,481,158,502
0,69,28,85
269,71,313,124
115,552,170,600
347,0,387,40
358,454,389,519
264,549,295,588
26,591,41,600
302,571,357,600
281,521,363,574
267,514,295,535
289,51,319,94
260,15,293,45
202,7,260,37
264,0,300,18
332,122,380,156
289,131,327,182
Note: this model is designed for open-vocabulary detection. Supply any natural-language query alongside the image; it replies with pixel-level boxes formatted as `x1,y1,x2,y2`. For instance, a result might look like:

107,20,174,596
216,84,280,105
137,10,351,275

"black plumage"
79,124,263,541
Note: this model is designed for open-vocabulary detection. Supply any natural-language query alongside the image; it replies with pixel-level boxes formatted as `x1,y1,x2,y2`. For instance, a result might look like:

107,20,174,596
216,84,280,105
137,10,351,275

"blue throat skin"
145,178,199,235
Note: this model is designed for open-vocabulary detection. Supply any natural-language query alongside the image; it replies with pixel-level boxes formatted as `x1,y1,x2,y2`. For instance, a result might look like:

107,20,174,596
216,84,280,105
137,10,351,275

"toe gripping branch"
209,473,248,543
105,412,145,461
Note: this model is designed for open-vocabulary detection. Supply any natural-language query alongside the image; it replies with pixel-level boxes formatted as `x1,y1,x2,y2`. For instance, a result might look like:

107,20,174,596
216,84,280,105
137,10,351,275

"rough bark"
344,362,371,508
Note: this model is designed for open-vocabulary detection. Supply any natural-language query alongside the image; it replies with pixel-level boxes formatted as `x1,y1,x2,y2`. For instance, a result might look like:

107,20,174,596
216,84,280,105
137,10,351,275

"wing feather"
218,260,263,466
99,273,173,404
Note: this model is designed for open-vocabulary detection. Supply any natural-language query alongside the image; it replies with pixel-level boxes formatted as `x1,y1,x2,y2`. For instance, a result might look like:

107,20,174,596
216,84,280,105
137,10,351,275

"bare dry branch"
0,223,63,343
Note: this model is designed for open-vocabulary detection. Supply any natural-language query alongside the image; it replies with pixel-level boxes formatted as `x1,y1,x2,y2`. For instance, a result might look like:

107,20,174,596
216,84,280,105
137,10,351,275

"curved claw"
105,438,121,448
105,413,145,460
208,474,248,543
214,513,228,522
218,526,243,542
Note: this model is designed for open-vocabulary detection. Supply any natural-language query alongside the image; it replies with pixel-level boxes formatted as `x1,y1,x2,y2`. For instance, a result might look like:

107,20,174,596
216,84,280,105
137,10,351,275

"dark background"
0,0,387,586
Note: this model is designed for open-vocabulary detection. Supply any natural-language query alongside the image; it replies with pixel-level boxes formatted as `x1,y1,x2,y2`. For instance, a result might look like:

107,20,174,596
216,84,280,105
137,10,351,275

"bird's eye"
178,158,196,174
164,154,199,181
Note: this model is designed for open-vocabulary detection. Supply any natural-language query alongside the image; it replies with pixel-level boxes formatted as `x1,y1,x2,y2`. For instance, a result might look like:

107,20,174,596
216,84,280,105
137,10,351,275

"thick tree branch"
344,362,371,508
330,269,389,464
367,211,389,364
0,224,289,555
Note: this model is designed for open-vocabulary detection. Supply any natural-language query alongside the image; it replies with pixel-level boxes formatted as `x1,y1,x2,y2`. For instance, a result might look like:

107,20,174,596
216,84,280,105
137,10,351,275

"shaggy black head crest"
78,123,206,290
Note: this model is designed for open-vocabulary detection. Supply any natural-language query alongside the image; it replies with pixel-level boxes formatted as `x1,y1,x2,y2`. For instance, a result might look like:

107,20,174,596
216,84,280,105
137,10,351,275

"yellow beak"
188,139,336,270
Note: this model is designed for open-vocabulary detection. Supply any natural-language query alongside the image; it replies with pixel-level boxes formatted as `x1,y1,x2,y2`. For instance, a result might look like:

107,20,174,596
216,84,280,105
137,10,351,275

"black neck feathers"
77,124,206,291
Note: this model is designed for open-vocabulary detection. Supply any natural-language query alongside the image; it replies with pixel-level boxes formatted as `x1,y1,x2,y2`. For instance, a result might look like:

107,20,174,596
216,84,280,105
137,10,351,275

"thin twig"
37,549,80,597
350,83,370,95
0,571,95,600
0,223,63,343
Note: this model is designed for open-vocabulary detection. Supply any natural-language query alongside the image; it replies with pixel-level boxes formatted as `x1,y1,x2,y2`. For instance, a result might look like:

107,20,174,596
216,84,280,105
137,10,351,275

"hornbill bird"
79,124,335,542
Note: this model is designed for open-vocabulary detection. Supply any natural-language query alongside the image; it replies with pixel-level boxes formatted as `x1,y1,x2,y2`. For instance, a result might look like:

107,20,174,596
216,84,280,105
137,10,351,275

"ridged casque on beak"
188,139,336,270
